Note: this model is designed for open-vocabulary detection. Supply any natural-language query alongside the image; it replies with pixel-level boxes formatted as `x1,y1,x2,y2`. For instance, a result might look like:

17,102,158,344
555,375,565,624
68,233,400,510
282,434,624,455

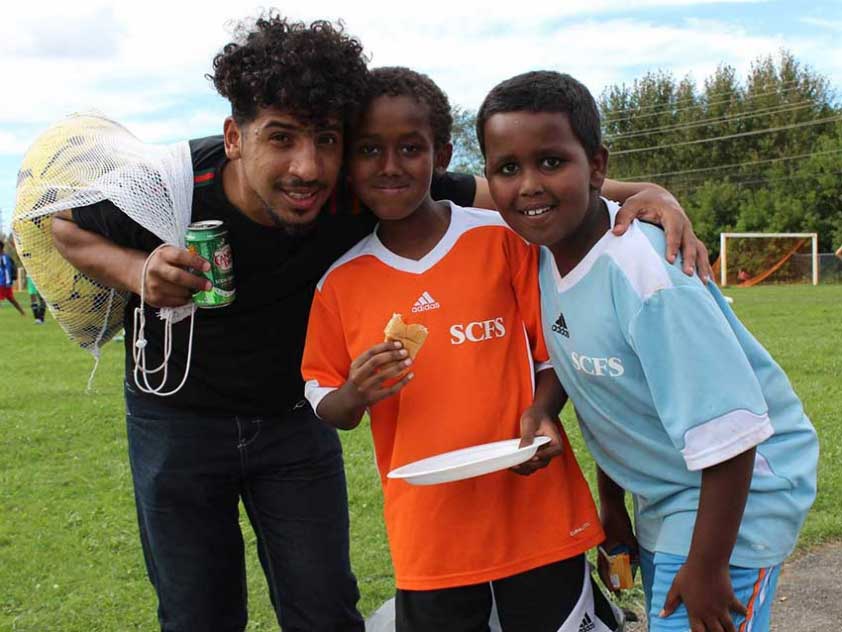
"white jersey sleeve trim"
535,360,553,373
681,409,774,471
304,379,338,419
604,225,673,301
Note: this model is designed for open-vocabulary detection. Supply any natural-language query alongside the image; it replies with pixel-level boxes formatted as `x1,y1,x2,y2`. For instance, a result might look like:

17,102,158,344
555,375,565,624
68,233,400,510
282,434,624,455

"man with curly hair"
51,12,706,632
53,16,377,632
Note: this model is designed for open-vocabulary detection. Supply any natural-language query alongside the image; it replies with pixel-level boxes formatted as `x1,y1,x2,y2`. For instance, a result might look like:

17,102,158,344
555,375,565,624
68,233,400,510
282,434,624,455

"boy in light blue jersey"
477,70,818,632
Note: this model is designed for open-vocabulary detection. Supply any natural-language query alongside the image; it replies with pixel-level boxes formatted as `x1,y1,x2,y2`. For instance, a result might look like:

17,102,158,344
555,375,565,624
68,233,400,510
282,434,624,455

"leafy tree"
601,50,841,254
450,106,483,175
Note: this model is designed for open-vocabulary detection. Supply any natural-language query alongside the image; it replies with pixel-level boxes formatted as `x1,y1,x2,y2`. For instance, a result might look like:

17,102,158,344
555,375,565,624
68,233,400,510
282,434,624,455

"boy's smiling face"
483,111,607,247
349,95,451,221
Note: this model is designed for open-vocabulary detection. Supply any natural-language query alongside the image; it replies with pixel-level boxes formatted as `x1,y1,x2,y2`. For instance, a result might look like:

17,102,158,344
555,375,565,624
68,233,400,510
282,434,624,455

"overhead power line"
666,168,842,193
599,78,805,116
618,148,842,181
603,84,813,124
611,114,842,156
605,101,816,141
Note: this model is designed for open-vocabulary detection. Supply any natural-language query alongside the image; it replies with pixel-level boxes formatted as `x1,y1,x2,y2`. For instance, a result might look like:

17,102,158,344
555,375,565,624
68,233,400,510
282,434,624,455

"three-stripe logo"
552,312,569,337
411,291,440,313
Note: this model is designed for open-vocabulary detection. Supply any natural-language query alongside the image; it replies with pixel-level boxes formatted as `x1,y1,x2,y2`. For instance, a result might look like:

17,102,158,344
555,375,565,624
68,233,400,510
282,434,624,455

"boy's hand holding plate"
510,405,564,476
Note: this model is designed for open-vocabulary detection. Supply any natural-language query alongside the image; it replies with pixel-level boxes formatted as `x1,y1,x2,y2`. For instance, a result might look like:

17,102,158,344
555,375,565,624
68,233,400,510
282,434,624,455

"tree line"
450,51,842,256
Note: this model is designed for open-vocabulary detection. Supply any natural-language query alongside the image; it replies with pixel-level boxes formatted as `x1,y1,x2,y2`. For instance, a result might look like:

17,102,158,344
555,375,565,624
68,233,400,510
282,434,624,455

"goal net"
715,233,818,287
818,251,842,283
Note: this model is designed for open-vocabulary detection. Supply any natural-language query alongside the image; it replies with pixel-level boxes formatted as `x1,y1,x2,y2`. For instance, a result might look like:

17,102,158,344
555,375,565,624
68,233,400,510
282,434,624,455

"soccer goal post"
719,232,819,286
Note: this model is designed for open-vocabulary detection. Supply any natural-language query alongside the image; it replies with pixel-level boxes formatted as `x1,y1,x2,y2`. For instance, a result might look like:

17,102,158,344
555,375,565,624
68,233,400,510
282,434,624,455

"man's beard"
259,197,320,236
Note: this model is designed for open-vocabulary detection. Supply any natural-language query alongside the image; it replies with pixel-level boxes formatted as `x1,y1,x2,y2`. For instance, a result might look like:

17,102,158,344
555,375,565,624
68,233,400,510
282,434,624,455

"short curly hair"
477,71,602,158
361,67,452,149
209,13,369,127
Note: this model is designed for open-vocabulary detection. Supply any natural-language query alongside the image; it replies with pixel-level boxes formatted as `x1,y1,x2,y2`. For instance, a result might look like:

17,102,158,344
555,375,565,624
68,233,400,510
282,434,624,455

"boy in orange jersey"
301,67,617,631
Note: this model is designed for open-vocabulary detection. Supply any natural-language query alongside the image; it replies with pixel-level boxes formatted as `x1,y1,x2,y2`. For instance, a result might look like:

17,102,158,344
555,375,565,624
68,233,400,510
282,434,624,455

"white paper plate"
387,436,552,486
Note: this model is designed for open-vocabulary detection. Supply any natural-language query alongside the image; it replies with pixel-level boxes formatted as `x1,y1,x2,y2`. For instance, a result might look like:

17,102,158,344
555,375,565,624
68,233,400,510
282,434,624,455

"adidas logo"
411,291,440,313
579,613,596,632
552,312,569,337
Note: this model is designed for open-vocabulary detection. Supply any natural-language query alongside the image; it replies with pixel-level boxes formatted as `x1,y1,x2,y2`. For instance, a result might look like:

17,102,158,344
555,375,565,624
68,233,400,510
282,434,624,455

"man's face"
483,111,606,247
225,107,344,230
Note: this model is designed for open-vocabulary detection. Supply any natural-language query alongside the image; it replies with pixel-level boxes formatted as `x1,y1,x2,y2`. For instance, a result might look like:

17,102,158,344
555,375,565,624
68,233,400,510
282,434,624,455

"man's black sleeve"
431,171,477,207
71,200,163,253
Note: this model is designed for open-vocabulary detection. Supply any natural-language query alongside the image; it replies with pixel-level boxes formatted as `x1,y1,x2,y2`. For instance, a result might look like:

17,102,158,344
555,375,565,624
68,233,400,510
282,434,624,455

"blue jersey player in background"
477,70,818,632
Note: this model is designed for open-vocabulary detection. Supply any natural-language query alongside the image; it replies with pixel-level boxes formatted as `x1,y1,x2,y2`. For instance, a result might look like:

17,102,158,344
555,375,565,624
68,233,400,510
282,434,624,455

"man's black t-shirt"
72,136,476,415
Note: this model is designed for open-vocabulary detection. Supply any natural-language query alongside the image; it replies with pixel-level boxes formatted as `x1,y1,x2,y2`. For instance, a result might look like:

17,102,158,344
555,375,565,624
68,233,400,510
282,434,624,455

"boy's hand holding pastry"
338,341,415,412
327,313,428,426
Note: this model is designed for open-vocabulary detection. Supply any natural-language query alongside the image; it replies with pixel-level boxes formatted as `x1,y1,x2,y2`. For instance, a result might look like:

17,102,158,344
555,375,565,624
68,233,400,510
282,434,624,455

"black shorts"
395,554,620,632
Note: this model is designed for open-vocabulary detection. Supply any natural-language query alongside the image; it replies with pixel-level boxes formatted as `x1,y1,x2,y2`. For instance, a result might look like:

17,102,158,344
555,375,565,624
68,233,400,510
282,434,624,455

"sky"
1,0,841,232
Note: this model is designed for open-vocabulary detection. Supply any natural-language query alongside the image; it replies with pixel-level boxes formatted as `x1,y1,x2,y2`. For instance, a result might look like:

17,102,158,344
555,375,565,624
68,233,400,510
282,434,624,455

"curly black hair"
361,67,452,149
476,71,602,158
208,13,369,126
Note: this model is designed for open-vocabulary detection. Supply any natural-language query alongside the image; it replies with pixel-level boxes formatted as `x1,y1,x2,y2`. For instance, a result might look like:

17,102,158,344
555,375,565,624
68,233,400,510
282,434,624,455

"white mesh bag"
12,112,195,390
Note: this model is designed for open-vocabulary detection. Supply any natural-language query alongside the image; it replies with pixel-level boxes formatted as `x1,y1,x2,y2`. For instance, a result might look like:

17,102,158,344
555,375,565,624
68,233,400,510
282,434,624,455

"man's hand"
511,405,563,475
612,187,712,282
140,246,211,308
660,561,746,632
598,497,639,592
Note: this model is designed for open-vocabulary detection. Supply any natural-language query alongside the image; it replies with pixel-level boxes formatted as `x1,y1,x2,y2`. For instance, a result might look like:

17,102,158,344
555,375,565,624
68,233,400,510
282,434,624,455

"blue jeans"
125,386,364,631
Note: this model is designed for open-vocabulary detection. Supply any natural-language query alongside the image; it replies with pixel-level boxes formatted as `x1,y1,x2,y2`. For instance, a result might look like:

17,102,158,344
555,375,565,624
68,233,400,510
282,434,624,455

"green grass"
1,284,839,630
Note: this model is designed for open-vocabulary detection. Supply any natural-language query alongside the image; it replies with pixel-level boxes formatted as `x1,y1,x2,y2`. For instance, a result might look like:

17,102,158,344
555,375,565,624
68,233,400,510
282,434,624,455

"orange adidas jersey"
302,204,603,590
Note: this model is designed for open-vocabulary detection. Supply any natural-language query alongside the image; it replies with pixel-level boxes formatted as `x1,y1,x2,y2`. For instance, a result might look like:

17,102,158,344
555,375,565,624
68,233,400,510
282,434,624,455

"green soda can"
185,220,236,308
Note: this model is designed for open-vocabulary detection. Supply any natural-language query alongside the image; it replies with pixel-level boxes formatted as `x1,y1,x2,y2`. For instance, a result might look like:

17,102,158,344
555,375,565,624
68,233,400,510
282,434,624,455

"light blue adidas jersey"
539,199,818,567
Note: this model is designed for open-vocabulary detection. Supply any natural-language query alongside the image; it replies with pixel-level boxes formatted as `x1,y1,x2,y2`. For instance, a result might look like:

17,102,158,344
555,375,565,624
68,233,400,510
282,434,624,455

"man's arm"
472,176,711,280
51,210,210,308
603,180,710,279
474,175,677,214
52,210,145,294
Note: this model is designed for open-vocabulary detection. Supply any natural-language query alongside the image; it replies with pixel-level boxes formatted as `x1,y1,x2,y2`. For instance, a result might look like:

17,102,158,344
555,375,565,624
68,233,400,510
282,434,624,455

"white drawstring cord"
132,244,196,396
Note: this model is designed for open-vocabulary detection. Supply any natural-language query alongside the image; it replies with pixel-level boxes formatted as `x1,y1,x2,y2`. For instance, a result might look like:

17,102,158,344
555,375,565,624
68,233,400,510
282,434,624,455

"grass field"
1,285,840,631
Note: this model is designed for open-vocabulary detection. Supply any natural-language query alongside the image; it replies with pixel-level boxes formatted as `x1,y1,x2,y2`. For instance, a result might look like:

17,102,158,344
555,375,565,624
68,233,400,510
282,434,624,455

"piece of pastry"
383,313,428,360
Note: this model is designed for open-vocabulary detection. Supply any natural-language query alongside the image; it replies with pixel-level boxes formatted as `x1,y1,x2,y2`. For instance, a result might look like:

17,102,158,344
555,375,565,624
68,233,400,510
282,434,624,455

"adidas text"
411,291,440,313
